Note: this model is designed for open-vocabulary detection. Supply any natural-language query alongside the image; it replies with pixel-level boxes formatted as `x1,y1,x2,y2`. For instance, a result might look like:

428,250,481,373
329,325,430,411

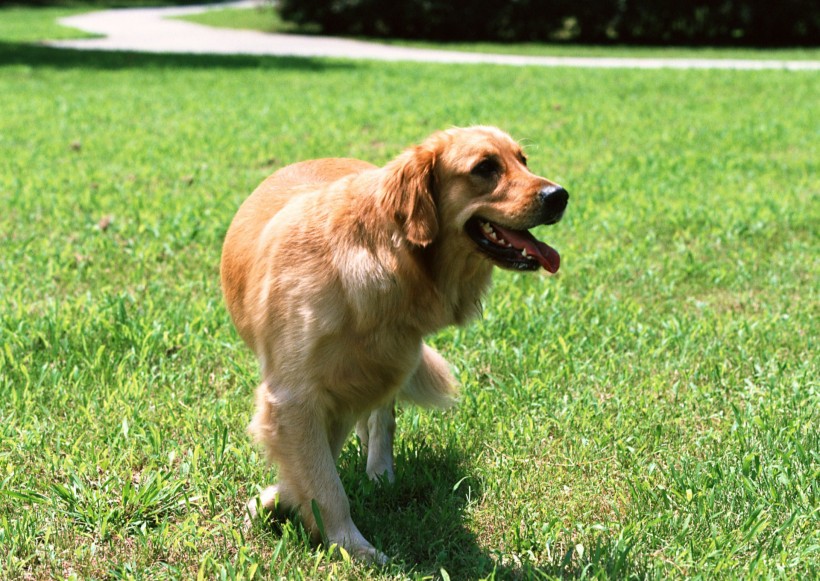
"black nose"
539,185,569,224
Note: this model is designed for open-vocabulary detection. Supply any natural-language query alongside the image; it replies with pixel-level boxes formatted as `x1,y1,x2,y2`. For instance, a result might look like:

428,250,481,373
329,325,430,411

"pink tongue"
492,224,561,273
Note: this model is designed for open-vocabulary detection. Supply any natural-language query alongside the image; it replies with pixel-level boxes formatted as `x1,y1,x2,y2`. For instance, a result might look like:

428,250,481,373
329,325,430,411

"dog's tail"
399,343,458,409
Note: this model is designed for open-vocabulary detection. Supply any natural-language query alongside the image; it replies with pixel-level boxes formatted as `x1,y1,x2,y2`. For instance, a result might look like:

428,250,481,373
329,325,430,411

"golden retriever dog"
220,126,568,562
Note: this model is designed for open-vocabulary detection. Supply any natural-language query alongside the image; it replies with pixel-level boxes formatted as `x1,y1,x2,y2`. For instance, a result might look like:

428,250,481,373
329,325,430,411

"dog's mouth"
465,217,560,273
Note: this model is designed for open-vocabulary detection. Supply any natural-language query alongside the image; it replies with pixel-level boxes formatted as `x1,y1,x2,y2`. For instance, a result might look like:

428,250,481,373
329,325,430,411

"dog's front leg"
356,402,396,483
249,389,386,563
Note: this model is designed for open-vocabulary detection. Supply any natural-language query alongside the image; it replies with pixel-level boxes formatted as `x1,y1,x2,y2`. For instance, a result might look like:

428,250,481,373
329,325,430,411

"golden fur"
220,126,567,562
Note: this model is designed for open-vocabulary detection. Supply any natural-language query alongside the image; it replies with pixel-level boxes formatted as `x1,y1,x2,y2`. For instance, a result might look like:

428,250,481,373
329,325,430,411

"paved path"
48,1,820,71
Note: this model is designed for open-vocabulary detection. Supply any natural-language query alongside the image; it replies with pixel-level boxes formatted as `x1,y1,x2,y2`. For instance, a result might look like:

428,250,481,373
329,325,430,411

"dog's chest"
311,328,422,408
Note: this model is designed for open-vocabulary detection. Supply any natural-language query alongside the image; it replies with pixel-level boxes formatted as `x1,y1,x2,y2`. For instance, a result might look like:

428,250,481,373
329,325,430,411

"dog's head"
380,126,568,273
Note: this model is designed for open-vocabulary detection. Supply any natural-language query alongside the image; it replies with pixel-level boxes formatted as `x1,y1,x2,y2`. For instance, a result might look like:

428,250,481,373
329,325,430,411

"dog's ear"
379,145,438,247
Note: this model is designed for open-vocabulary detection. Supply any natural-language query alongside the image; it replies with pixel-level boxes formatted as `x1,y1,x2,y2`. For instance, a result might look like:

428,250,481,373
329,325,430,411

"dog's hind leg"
355,344,456,484
244,383,280,524
355,402,396,483
329,413,357,461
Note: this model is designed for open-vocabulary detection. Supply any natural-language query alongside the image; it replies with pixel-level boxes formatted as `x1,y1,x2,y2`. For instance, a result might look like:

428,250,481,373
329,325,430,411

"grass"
1,6,819,580
0,6,96,43
175,3,314,36
177,5,820,61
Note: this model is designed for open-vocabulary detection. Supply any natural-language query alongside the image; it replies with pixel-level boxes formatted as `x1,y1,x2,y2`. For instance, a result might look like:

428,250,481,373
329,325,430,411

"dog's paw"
338,540,388,566
243,485,283,531
366,462,395,484
358,545,389,566
327,522,389,565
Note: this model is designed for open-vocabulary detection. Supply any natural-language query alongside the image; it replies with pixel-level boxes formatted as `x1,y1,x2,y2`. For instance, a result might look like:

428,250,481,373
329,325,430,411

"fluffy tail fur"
399,343,458,409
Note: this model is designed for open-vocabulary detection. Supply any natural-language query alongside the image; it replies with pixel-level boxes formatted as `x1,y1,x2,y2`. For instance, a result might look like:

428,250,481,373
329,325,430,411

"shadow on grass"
249,439,500,576
343,437,504,578
0,41,354,71
343,438,649,579
252,437,648,578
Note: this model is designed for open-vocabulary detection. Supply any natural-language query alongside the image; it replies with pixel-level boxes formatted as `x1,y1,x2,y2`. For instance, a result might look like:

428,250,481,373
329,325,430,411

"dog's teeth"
481,222,492,233
489,231,498,241
521,248,528,258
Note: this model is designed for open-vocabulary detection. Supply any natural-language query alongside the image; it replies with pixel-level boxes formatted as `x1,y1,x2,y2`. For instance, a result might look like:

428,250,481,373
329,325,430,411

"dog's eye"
471,158,500,178
519,154,528,166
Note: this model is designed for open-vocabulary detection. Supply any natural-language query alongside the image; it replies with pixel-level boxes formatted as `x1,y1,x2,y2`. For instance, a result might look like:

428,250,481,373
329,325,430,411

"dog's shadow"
340,436,505,577
259,439,648,578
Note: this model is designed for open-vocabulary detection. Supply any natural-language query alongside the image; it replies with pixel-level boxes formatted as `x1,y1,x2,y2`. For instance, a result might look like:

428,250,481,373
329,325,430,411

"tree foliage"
277,0,820,46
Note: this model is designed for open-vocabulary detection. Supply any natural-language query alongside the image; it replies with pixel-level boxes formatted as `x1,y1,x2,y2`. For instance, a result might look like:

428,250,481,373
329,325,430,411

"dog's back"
220,158,375,346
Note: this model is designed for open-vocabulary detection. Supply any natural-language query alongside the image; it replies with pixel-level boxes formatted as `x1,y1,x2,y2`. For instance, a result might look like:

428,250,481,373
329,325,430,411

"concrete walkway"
48,1,820,71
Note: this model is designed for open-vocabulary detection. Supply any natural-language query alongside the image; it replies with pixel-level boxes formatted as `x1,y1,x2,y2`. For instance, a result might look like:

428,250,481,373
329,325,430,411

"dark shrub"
276,0,820,46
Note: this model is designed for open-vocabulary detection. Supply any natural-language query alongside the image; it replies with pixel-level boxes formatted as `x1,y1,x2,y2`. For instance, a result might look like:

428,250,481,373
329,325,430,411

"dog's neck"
415,237,494,329
336,180,494,334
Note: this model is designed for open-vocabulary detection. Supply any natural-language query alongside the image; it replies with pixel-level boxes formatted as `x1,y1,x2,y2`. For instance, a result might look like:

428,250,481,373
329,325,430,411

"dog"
220,126,568,563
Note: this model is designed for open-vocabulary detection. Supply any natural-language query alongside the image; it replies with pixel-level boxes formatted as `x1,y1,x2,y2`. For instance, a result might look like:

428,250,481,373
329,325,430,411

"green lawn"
1,7,818,581
175,3,313,36
0,6,96,43
179,5,820,61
